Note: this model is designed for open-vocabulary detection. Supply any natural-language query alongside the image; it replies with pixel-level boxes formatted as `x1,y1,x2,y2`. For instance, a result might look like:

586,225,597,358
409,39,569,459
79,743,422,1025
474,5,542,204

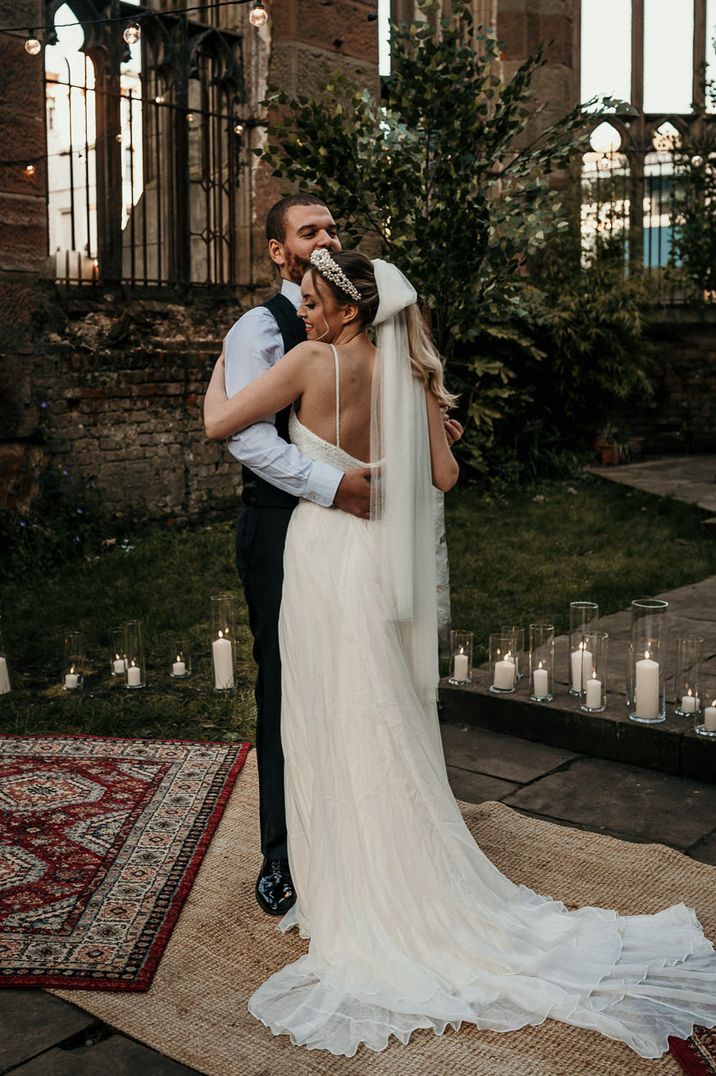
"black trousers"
235,504,295,863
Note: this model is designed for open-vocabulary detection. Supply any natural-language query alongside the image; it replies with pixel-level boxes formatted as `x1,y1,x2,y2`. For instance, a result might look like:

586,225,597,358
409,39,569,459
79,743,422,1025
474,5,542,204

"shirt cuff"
303,460,344,507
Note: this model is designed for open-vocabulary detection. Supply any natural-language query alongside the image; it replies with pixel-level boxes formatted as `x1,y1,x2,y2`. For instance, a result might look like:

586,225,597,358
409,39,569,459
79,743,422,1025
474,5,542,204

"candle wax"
127,664,142,687
452,652,469,681
172,660,186,677
212,636,234,690
585,678,602,709
533,667,549,697
64,673,79,689
634,656,660,719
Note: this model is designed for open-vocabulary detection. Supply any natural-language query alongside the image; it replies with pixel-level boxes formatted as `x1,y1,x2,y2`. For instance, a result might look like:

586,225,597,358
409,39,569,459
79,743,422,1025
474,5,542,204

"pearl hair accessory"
309,248,362,302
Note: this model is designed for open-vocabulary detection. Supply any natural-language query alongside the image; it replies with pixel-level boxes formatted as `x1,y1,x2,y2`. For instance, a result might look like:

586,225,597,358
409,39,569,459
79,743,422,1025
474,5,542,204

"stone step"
439,669,715,785
440,576,716,785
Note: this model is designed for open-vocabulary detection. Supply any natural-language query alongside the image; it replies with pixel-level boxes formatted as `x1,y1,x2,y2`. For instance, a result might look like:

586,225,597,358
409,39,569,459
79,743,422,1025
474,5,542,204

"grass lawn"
1,472,714,742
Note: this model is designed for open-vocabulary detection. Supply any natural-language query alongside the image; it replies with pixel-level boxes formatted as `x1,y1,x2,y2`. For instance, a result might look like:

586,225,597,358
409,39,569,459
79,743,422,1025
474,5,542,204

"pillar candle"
680,692,699,713
634,652,660,719
533,665,549,697
585,676,602,709
172,659,186,677
704,702,716,732
570,644,593,692
493,654,515,691
113,655,126,674
64,670,79,689
212,633,234,690
0,656,10,694
452,649,469,681
127,662,142,687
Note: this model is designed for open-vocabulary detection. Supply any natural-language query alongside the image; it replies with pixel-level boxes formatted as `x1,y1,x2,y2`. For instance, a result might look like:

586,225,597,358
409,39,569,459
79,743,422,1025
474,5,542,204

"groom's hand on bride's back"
334,469,372,519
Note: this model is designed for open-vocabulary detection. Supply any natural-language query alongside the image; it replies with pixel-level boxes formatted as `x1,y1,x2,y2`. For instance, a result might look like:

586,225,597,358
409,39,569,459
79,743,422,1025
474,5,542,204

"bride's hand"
443,415,463,447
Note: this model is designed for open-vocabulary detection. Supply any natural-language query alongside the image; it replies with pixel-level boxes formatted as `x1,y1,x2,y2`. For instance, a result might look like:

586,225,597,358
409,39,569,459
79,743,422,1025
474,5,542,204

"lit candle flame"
131,659,136,667
70,665,74,674
687,688,693,697
176,655,181,663
458,646,464,655
218,630,223,639
645,650,650,660
538,661,543,669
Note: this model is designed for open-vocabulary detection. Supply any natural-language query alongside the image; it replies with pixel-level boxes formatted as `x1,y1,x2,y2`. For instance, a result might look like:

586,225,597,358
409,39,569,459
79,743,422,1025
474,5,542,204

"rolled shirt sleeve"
222,304,343,506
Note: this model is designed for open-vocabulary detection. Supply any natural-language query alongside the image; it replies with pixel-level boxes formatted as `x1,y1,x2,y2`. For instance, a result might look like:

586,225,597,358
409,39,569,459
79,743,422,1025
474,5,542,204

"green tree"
260,0,627,474
671,66,716,298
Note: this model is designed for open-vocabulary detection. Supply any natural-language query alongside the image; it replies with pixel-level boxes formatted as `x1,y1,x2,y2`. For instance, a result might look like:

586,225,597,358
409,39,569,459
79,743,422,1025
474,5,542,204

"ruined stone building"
0,1,713,524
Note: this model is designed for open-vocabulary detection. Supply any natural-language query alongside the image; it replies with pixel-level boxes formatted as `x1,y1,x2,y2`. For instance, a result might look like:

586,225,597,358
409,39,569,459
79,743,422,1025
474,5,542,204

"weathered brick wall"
0,0,378,522
640,312,716,454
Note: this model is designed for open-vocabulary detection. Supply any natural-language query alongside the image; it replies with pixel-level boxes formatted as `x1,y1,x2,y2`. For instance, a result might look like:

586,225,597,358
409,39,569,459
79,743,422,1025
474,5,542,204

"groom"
224,194,371,916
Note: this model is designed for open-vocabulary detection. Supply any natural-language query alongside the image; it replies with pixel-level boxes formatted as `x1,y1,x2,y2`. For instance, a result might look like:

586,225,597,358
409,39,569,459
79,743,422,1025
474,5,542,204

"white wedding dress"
247,352,716,1060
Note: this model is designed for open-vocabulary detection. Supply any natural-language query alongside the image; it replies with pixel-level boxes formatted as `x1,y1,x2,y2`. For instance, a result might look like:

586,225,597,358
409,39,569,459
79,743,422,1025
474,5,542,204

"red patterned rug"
671,1028,716,1075
0,734,249,991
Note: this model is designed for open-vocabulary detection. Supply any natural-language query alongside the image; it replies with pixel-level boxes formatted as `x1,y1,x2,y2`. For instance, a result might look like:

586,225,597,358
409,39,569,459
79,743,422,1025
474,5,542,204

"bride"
204,250,716,1059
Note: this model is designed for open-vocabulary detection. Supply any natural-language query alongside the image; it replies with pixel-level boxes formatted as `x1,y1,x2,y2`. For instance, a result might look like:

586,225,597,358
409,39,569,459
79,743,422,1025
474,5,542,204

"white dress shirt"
223,279,343,506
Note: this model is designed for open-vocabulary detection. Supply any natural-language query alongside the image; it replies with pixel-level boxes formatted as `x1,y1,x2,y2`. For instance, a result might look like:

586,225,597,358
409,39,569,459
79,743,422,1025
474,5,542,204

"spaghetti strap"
330,343,340,448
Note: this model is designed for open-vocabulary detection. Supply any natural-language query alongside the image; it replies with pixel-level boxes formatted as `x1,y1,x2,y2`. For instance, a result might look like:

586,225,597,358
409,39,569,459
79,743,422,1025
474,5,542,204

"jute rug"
0,735,249,990
52,751,716,1076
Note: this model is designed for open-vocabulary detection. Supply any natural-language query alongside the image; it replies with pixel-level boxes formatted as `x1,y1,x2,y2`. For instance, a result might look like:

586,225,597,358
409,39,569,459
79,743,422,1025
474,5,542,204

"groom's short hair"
266,193,329,244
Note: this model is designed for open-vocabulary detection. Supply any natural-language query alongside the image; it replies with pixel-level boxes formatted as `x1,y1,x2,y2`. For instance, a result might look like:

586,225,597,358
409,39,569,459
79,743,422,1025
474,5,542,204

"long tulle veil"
369,259,439,705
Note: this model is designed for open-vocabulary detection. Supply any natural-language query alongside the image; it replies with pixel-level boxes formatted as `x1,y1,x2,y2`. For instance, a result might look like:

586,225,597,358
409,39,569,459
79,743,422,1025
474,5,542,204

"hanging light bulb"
123,22,141,45
24,163,36,177
115,132,124,143
234,121,245,136
25,33,42,56
155,95,165,105
186,112,195,124
249,1,269,28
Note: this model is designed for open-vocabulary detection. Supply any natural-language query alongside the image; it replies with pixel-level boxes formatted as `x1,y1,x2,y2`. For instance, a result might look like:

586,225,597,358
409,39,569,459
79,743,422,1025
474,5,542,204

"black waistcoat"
241,292,307,509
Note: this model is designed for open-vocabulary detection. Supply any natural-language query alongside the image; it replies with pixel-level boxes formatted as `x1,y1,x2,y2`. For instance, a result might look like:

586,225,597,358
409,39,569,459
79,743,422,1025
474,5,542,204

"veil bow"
370,260,439,704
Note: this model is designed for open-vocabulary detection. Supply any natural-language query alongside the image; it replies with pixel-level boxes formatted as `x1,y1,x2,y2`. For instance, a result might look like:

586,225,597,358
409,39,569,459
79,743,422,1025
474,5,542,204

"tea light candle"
64,667,79,689
585,674,602,709
172,658,186,677
493,652,515,691
212,632,234,690
452,648,469,682
113,654,126,674
704,702,716,732
635,651,660,720
127,661,142,687
533,663,549,697
0,656,10,694
681,691,699,713
570,642,593,692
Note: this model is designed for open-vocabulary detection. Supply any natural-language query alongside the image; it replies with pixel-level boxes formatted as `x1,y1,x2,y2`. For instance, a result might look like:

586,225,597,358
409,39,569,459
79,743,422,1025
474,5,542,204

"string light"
2,1,270,42
23,163,36,177
24,32,41,55
122,22,141,45
234,121,245,135
249,2,269,28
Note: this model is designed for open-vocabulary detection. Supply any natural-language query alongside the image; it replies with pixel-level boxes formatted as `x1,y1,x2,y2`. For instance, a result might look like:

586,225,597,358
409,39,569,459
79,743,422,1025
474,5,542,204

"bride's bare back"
293,339,376,465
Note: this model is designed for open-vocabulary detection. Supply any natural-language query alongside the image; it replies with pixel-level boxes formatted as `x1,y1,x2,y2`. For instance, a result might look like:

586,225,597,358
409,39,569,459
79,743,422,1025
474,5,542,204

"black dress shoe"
256,857,296,916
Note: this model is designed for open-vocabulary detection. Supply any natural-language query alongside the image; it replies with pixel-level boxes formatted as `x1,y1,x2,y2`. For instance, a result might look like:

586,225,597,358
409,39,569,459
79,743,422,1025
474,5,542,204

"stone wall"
0,0,378,523
640,310,716,454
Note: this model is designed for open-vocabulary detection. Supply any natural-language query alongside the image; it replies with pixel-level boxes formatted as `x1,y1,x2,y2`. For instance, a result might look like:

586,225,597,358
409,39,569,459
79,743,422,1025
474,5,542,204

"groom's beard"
284,251,311,284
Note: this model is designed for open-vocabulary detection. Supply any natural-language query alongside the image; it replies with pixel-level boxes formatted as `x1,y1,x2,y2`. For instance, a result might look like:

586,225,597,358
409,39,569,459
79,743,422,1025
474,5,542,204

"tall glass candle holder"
696,685,716,738
210,594,235,692
674,635,703,717
170,638,192,679
501,625,525,679
528,623,554,702
580,631,608,713
489,633,516,694
62,631,84,691
568,602,599,696
628,599,668,724
110,626,127,677
448,630,473,685
0,620,11,695
124,619,146,689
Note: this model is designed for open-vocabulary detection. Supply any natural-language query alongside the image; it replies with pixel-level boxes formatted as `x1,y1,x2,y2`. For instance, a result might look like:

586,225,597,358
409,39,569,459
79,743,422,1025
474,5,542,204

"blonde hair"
405,303,459,410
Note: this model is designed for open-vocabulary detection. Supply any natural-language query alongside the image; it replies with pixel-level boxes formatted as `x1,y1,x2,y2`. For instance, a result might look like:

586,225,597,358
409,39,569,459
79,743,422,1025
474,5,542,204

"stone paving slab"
10,1034,200,1075
0,990,97,1072
441,722,580,783
502,757,716,850
586,455,716,512
446,766,520,802
689,831,716,867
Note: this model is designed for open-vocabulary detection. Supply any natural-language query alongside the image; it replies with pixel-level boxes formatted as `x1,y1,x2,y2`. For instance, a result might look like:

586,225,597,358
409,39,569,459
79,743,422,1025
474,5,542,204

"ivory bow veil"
369,259,440,704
